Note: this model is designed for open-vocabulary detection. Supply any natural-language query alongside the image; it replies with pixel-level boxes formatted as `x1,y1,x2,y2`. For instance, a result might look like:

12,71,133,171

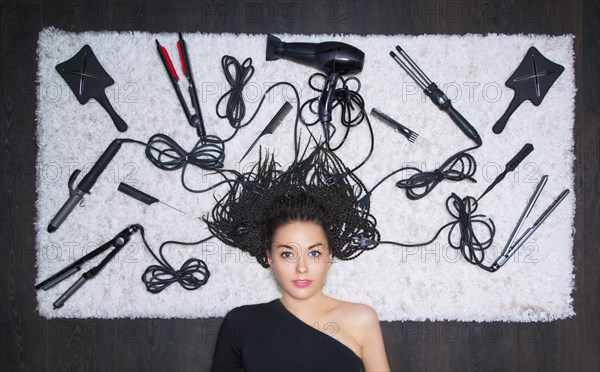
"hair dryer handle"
318,73,339,139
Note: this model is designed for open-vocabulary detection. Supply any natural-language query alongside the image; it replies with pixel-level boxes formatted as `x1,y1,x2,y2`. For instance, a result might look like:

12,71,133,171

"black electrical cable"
301,74,364,148
195,55,296,147
299,73,374,174
117,79,307,194
164,54,254,146
137,225,213,293
365,144,480,202
145,133,224,171
211,70,304,147
120,137,244,193
396,147,478,200
356,193,497,271
216,55,255,130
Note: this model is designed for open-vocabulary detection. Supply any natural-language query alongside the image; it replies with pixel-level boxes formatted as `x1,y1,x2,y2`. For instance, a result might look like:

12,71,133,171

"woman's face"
267,221,333,300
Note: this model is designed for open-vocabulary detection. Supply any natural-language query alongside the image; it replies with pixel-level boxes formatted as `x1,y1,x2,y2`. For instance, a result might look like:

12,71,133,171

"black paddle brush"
493,47,564,134
56,45,128,132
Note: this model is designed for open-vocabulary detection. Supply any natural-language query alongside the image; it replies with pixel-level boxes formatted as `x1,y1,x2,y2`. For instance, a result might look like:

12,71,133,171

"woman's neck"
279,291,335,318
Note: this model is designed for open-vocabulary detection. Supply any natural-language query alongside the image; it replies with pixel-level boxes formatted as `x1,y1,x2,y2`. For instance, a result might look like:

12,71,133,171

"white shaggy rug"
35,28,576,321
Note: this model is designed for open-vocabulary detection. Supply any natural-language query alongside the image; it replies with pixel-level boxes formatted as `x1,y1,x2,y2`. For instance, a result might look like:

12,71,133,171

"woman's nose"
296,257,307,273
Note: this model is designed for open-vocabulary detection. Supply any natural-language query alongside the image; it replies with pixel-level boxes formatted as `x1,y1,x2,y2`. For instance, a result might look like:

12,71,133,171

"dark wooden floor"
1,0,598,371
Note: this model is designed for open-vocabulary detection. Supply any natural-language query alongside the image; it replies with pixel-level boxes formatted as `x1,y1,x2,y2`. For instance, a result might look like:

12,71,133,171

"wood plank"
581,0,600,114
0,0,46,371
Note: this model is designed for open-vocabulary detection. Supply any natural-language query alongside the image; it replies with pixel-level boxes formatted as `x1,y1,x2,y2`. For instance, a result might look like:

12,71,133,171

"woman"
206,146,389,371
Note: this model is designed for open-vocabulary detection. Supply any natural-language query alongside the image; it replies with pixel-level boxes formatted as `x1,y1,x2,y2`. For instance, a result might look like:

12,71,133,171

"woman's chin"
282,285,322,301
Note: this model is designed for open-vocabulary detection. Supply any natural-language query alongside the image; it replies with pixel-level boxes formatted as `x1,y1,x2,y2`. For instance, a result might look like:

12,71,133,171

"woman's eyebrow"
274,244,294,250
273,243,324,250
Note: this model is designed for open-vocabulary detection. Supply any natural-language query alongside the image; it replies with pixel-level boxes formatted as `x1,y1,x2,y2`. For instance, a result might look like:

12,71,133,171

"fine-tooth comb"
240,101,293,162
370,108,432,149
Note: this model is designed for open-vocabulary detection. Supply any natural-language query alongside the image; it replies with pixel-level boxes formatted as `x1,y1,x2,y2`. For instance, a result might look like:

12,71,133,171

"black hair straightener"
156,33,206,139
490,176,569,271
35,225,140,309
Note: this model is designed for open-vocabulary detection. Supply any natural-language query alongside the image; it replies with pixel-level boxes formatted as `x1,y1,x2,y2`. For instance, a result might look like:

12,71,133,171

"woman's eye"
308,250,321,257
281,251,293,259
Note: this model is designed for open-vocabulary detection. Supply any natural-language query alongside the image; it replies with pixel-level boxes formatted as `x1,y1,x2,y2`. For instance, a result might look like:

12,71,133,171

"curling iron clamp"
490,175,569,272
390,46,482,146
35,224,140,309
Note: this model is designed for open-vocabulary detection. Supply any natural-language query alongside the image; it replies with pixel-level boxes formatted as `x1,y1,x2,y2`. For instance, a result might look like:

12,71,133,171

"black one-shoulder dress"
211,299,362,372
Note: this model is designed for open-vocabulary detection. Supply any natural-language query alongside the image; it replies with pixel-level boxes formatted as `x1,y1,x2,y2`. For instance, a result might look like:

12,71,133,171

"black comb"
240,101,293,162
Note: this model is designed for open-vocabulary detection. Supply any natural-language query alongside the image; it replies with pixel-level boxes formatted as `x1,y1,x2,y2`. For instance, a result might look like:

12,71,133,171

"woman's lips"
292,279,313,288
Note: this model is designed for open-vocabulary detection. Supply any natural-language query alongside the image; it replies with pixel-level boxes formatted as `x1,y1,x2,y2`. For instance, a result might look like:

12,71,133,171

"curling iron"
266,34,365,141
390,46,482,146
47,139,124,232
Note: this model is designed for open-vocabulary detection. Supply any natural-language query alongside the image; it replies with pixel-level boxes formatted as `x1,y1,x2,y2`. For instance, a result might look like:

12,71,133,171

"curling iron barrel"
390,46,482,146
48,139,124,232
423,82,482,146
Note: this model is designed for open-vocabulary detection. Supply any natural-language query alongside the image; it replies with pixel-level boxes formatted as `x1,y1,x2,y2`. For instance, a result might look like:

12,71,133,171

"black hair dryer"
266,34,365,139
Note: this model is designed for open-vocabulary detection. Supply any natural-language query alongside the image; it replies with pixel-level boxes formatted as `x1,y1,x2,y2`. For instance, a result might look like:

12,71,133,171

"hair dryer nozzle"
266,34,284,61
265,34,364,76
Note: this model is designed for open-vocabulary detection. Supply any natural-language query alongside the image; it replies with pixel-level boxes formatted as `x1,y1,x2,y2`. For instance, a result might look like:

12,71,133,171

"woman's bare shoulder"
332,300,380,328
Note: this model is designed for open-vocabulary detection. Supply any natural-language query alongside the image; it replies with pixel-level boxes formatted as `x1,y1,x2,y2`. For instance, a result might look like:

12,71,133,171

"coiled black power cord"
444,193,496,271
137,225,213,293
354,143,501,271
362,145,479,203
121,137,244,194
216,55,255,130
145,133,224,171
396,151,477,200
300,73,375,173
357,193,497,271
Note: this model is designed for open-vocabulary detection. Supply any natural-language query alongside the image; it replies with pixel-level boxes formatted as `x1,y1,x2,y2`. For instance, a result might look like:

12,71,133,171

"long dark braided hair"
204,144,380,268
